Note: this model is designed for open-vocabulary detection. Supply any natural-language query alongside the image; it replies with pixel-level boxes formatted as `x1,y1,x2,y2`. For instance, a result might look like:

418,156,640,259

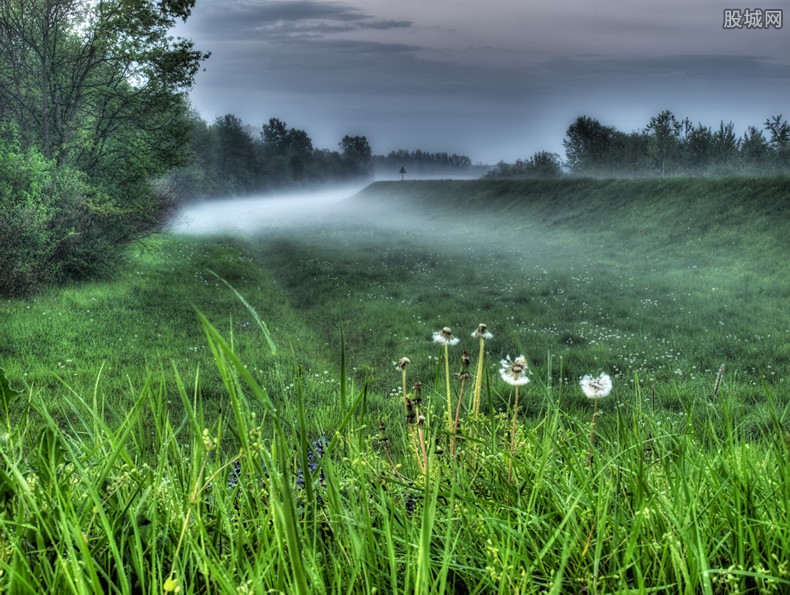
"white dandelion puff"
395,357,411,371
499,355,530,386
580,373,613,399
433,326,460,346
471,323,493,340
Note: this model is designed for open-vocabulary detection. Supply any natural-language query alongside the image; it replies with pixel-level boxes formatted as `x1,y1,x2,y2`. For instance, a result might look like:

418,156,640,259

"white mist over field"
169,184,368,235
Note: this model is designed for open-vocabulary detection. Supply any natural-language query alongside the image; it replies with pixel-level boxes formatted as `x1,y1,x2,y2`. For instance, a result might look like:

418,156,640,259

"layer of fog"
169,183,370,236
168,177,496,238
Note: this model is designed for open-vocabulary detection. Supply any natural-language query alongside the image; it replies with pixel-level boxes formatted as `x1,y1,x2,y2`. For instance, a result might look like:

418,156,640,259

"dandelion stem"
444,343,453,430
473,336,485,418
451,375,467,456
587,399,598,465
402,367,408,414
417,425,428,473
383,445,403,479
508,384,519,483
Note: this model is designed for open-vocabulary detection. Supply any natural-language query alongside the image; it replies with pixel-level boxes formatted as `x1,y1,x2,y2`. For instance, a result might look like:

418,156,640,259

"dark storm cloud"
187,0,412,42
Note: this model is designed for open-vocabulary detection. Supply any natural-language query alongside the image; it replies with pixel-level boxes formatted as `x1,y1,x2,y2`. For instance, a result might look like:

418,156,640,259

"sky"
174,0,790,164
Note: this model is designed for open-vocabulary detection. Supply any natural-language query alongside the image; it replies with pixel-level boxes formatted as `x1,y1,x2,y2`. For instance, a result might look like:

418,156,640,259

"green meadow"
1,178,788,593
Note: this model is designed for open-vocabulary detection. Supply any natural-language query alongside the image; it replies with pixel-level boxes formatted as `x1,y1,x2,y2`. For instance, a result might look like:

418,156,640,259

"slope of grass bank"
354,177,789,272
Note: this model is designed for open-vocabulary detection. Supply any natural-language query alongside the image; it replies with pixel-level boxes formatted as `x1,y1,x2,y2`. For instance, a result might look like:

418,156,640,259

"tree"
740,126,770,173
764,114,790,150
522,151,563,178
605,130,651,175
339,134,372,177
285,129,313,181
562,116,617,175
287,129,314,158
645,110,682,176
0,0,207,291
682,123,713,174
764,114,790,171
0,0,207,168
214,114,258,193
709,121,739,171
259,118,315,183
483,151,563,179
262,118,290,153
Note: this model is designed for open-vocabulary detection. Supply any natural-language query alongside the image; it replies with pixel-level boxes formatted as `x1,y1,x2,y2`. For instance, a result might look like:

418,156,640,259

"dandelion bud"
412,382,422,404
456,351,472,381
405,398,416,424
375,421,389,443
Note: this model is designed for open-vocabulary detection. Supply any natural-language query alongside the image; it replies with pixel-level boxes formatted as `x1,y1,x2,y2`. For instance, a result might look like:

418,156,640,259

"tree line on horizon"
165,113,474,200
487,110,790,179
165,114,373,199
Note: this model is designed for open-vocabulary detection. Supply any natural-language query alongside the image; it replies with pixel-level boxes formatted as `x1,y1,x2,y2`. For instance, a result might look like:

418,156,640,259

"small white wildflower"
433,326,460,346
580,373,613,399
499,355,530,386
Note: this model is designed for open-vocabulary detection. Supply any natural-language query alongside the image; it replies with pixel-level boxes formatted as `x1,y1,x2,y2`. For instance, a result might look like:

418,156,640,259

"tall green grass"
1,314,788,592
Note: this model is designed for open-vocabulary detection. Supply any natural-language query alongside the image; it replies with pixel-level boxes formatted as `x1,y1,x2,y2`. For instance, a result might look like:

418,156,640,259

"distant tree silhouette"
563,116,618,174
645,110,682,176
339,135,373,176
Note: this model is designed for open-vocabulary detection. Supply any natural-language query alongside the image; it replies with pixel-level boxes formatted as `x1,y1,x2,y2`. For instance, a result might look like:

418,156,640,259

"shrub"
0,139,120,295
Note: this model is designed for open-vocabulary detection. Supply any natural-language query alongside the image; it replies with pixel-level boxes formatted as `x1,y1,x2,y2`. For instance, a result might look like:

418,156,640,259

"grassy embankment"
0,177,788,592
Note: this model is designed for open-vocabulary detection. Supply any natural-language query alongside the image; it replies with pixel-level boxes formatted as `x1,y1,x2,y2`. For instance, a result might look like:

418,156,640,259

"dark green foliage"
0,139,125,295
484,151,563,179
374,149,473,177
339,134,373,177
0,0,206,295
561,111,790,177
168,114,376,199
563,115,620,174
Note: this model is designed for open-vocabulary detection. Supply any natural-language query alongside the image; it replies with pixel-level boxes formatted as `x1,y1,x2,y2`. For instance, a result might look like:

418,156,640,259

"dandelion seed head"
472,323,493,340
580,373,613,399
433,326,460,346
395,357,411,370
499,354,530,386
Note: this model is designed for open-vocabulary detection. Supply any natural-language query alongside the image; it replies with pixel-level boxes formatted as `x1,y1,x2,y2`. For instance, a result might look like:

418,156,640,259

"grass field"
1,177,788,592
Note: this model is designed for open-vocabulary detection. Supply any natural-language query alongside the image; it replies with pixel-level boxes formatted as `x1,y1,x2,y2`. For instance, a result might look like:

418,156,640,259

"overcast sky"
174,0,790,164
